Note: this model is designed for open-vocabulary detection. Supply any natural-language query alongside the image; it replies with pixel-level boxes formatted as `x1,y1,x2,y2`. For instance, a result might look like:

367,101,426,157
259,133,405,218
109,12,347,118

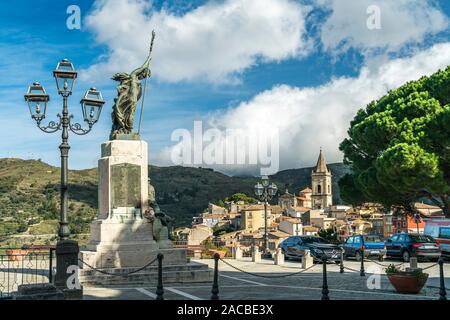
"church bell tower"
311,149,332,209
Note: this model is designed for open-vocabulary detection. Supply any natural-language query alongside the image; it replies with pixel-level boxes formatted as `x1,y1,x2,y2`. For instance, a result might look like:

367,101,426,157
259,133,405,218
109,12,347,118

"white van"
424,219,450,258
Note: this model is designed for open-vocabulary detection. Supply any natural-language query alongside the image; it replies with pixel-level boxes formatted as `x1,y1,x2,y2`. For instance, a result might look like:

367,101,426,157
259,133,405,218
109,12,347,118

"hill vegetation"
0,158,350,242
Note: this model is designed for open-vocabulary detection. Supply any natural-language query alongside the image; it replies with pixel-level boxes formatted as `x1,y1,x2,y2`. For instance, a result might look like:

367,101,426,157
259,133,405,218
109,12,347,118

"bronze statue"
110,31,155,137
151,202,174,242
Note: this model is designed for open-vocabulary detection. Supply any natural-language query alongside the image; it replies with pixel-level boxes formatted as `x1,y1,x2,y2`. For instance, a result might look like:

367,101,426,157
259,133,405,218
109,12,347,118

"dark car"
385,233,441,262
279,236,343,263
342,234,386,261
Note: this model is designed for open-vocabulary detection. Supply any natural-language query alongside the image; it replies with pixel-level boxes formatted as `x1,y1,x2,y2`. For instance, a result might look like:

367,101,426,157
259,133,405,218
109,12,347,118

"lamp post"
254,176,278,259
24,58,104,296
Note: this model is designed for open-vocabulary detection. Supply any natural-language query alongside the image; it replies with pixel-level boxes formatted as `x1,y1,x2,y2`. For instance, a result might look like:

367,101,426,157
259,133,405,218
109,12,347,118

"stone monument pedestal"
79,139,211,285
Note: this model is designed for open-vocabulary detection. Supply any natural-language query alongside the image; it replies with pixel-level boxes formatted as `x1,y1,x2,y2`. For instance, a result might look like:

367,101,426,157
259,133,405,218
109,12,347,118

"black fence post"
438,256,447,301
211,253,219,300
321,256,329,300
360,249,365,277
49,248,54,284
340,250,344,274
156,253,164,300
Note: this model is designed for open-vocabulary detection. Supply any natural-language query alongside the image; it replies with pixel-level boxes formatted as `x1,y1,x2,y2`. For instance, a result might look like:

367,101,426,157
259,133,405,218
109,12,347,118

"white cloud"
83,0,310,83
152,42,450,174
317,0,448,54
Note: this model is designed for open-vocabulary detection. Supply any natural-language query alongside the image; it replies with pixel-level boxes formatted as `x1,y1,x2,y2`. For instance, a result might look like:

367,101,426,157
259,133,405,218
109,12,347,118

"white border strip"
166,287,203,300
135,287,157,299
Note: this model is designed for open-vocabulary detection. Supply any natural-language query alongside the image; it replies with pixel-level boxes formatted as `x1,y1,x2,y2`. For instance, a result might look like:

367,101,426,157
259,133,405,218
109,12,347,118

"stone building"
178,225,213,246
297,188,312,208
240,204,272,232
279,218,303,236
278,189,297,210
311,149,333,210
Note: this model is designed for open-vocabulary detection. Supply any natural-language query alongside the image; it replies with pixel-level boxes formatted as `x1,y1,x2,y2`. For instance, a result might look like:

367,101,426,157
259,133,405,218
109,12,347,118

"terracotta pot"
387,272,429,294
5,249,29,261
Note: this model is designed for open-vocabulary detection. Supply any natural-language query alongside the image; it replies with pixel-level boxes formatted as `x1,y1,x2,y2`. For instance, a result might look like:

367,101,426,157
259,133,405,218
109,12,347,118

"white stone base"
80,218,186,268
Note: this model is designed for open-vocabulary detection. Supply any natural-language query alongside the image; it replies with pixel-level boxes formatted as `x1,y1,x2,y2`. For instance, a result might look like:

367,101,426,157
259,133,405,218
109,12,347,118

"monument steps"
79,262,213,287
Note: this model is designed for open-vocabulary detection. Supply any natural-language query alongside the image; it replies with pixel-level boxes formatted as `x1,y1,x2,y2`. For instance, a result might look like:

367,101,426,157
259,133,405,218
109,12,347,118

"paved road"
83,258,449,300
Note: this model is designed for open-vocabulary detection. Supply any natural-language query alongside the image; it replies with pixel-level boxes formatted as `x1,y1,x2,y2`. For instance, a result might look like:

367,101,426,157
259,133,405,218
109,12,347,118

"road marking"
135,287,157,299
220,274,267,286
166,287,203,300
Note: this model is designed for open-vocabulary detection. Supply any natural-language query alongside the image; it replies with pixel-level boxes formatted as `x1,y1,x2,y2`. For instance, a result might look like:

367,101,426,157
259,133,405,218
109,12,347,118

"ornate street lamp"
254,175,278,258
24,58,105,240
25,59,104,295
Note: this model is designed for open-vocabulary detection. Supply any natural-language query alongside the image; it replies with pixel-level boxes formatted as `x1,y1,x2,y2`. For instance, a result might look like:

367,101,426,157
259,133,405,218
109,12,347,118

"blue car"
342,234,386,261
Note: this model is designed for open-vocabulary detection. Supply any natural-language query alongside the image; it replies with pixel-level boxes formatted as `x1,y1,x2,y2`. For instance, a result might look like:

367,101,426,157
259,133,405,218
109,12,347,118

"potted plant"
385,264,429,294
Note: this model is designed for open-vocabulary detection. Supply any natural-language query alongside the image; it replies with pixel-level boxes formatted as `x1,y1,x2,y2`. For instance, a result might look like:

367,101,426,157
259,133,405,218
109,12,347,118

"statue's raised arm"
131,31,155,80
131,53,152,80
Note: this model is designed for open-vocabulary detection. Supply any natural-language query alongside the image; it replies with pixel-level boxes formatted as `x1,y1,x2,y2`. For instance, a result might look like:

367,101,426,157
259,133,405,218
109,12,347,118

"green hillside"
0,158,350,240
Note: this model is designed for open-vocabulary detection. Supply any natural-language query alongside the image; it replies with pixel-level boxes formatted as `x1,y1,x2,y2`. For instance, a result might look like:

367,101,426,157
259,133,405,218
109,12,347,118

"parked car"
385,233,441,262
279,236,342,263
424,220,450,259
342,234,386,261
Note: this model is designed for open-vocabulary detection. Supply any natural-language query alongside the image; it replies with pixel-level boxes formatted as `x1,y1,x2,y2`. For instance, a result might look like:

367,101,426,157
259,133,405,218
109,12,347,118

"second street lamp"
254,176,278,259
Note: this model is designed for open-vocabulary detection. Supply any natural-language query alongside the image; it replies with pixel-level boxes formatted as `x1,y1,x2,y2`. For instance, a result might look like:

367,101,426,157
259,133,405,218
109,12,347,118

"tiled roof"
414,202,442,210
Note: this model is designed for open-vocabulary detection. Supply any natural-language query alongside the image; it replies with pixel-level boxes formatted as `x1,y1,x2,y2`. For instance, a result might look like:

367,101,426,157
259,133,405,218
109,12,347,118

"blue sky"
1,0,450,175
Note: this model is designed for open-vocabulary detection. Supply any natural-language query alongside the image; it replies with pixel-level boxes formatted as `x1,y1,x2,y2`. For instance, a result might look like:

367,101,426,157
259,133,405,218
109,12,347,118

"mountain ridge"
0,158,350,235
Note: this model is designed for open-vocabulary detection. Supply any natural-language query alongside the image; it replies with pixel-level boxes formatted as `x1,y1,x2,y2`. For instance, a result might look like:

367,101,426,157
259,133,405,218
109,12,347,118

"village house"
268,231,291,250
392,203,444,234
303,226,319,235
278,218,303,236
240,204,272,232
286,206,310,218
328,205,352,220
178,224,213,246
301,209,327,225
310,216,336,230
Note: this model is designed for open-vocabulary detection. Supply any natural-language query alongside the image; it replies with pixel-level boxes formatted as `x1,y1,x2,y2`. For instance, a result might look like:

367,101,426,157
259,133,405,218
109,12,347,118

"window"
364,236,382,243
317,185,321,194
439,227,450,239
301,237,328,244
410,235,436,243
354,236,361,244
346,237,354,244
328,185,330,193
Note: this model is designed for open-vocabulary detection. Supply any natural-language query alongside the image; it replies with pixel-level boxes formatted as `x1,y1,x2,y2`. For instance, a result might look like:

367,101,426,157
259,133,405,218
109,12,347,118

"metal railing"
0,247,55,299
207,250,448,301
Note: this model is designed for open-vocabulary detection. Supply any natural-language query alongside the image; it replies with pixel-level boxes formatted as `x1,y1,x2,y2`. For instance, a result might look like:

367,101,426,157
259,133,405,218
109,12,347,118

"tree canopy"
339,67,450,217
216,193,258,207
